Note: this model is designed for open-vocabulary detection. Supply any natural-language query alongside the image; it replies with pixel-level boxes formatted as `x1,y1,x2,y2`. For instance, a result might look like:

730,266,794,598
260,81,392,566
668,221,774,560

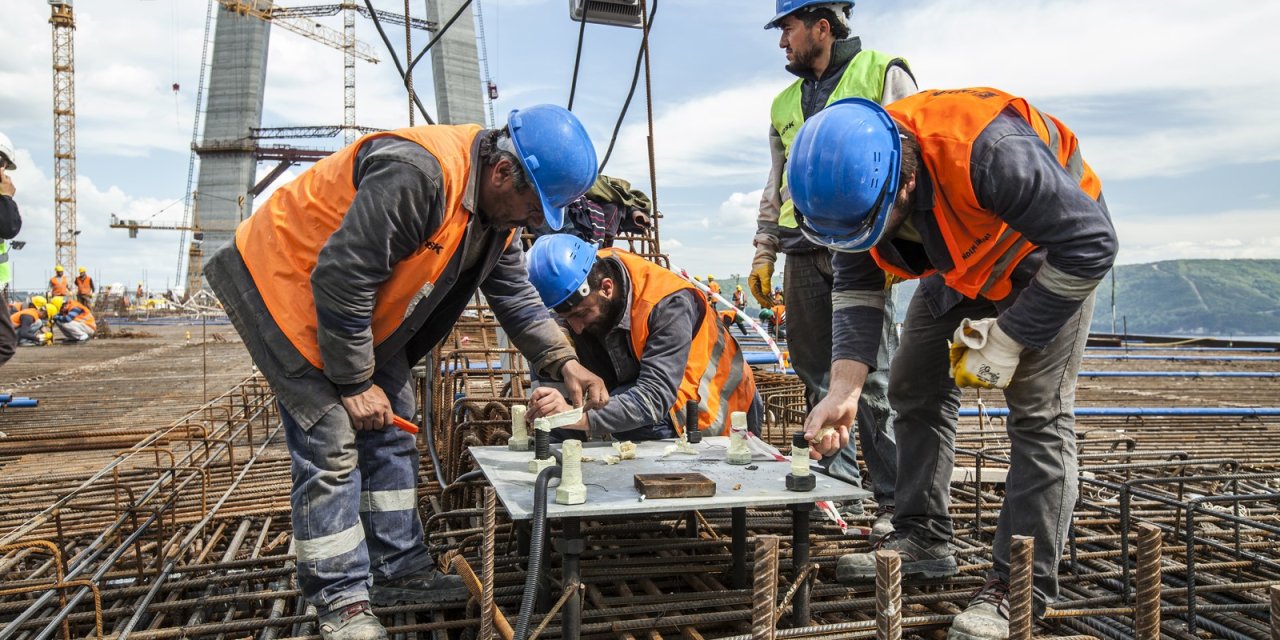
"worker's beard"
582,295,622,339
788,40,823,74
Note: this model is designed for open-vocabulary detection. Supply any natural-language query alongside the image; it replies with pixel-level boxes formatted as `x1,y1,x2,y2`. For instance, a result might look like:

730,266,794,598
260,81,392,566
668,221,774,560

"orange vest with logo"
608,250,757,436
874,88,1103,300
11,308,39,328
236,124,511,369
49,275,70,296
63,300,96,331
76,275,93,295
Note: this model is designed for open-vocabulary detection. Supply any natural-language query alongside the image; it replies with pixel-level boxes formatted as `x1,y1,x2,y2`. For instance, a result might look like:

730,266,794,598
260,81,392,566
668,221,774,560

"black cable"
406,0,474,80
567,12,588,110
597,0,658,174
362,0,435,124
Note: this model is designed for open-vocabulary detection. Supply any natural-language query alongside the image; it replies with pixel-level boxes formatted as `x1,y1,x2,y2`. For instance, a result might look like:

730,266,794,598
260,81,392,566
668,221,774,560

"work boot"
870,505,895,547
318,601,387,640
948,577,1010,640
836,535,957,584
369,569,469,606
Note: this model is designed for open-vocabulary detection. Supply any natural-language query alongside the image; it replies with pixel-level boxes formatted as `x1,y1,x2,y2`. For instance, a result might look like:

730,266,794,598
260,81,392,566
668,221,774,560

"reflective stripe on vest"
608,250,757,437
770,49,903,229
873,87,1102,301
235,124,502,369
63,300,96,331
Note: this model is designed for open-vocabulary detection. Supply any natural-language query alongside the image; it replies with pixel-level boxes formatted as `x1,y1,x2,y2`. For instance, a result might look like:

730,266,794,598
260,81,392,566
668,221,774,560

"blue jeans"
281,375,434,614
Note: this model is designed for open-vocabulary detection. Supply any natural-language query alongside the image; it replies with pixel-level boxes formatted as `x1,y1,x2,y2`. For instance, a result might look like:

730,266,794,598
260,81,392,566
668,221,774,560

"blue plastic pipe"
0,395,38,408
960,407,1280,417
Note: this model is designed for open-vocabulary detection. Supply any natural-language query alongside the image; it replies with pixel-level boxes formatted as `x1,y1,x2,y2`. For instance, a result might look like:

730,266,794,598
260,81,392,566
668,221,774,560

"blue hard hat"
764,0,854,29
526,234,598,312
507,105,599,231
787,97,901,253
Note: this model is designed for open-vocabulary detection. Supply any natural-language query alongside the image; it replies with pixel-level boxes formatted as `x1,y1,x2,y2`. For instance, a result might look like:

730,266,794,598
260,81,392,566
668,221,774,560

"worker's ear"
599,277,615,300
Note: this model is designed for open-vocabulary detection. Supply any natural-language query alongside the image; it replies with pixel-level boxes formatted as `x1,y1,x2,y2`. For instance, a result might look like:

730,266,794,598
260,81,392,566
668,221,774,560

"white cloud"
1113,207,1280,265
717,189,763,230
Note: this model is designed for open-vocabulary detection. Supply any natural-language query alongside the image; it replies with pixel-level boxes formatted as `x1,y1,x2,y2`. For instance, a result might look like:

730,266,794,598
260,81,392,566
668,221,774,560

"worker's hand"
949,317,1023,390
340,384,395,431
527,386,572,421
803,392,857,460
0,170,14,198
748,247,776,307
560,359,609,410
53,314,68,324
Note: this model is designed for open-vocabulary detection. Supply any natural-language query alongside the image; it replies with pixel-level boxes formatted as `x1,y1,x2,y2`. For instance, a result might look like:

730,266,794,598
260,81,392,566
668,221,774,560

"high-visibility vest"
62,300,96,331
771,304,786,323
873,88,1103,301
718,308,738,324
607,249,757,436
11,307,38,328
49,275,70,296
235,124,514,369
0,241,10,288
771,48,905,229
75,275,93,295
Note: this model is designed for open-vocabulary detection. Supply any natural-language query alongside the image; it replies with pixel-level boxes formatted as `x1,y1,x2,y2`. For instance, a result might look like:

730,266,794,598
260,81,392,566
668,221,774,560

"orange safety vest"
874,88,1103,300
62,300,96,331
49,275,70,296
236,124,514,369
75,275,93,295
708,282,721,295
718,308,738,324
771,304,786,322
607,249,757,436
11,307,39,328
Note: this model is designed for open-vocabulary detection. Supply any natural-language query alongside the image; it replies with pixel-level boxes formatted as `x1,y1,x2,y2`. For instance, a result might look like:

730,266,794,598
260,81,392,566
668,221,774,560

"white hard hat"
0,132,16,170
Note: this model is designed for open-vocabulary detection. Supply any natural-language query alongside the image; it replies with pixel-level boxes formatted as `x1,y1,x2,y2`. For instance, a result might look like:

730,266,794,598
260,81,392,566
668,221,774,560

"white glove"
948,318,1023,389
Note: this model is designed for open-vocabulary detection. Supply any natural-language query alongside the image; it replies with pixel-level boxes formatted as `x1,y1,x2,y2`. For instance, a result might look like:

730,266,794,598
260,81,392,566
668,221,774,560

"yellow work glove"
948,317,1023,389
748,247,776,308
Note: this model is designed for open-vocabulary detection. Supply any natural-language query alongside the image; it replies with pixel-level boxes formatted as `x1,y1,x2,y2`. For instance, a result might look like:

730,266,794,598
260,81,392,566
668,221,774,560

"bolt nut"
786,473,816,492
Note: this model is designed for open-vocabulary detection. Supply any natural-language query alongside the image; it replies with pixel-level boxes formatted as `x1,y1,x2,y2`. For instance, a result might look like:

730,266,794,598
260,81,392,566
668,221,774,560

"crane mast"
50,0,77,271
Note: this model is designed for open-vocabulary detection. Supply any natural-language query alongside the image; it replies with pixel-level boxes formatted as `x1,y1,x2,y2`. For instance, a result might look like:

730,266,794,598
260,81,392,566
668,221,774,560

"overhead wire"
597,0,659,174
361,0,435,124
566,12,588,110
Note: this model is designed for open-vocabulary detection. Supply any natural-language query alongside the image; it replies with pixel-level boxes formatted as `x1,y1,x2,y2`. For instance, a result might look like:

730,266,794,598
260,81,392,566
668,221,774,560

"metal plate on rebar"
469,437,869,520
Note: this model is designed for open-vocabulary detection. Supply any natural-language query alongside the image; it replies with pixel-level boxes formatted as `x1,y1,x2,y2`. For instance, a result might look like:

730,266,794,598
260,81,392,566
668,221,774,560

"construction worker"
770,300,787,338
524,234,762,441
52,297,95,343
719,306,750,337
705,274,721,310
204,104,608,640
791,90,1117,639
11,298,48,347
754,0,911,541
135,282,145,304
48,265,70,298
75,267,95,308
0,131,21,366
731,284,748,310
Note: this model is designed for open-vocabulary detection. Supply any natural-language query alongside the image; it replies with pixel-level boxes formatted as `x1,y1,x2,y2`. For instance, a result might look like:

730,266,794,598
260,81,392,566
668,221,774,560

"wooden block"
633,473,716,499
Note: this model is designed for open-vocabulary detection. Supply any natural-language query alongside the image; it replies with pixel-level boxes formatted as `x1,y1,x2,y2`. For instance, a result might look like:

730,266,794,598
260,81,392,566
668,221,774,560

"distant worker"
52,297,95,343
204,105,608,640
755,0,911,541
0,131,21,366
792,90,1117,639
11,298,49,347
525,234,763,442
75,266,95,308
705,275,721,309
48,265,70,298
719,307,750,337
135,282,145,304
732,284,748,309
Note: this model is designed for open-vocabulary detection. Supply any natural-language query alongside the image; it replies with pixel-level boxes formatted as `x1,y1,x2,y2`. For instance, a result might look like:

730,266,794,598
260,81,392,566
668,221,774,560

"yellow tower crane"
50,0,77,271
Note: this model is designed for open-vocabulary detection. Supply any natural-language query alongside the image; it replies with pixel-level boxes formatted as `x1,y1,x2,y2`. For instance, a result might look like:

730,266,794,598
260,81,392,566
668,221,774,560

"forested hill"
1088,259,1280,337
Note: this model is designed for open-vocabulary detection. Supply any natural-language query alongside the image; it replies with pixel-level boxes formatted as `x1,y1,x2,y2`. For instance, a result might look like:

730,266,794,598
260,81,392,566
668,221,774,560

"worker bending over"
792,89,1117,640
11,297,50,346
206,105,608,640
525,234,763,441
719,307,750,337
53,297,95,343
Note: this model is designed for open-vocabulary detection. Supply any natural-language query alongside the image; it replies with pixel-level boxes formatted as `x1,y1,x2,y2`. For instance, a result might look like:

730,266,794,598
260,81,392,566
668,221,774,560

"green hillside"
1090,259,1280,336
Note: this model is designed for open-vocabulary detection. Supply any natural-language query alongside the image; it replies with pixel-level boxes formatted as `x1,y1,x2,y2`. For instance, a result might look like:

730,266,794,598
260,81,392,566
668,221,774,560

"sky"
1,0,1278,293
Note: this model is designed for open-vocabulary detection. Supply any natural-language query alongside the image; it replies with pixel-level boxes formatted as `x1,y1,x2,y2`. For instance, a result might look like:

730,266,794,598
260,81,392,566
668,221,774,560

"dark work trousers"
785,250,898,506
281,366,434,615
0,289,16,365
889,288,1095,607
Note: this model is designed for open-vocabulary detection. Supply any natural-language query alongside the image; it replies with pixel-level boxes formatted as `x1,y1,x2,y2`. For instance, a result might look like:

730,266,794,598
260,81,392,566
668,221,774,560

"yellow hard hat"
54,265,64,272
707,275,715,281
50,296,65,313
78,266,87,273
31,295,48,308
45,304,58,318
